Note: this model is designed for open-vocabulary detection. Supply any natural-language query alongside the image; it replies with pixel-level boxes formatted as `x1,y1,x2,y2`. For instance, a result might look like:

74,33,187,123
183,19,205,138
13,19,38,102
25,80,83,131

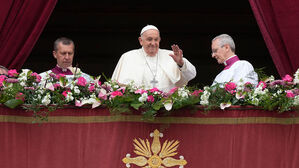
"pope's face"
211,39,227,64
139,29,160,56
53,42,74,68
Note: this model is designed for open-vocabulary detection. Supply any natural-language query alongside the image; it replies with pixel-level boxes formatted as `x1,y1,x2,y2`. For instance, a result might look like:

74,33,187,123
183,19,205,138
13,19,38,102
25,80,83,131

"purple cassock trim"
223,56,240,70
51,66,73,75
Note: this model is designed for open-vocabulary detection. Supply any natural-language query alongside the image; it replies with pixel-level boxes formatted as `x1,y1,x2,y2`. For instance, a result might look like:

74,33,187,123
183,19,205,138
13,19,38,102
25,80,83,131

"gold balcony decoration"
122,129,187,168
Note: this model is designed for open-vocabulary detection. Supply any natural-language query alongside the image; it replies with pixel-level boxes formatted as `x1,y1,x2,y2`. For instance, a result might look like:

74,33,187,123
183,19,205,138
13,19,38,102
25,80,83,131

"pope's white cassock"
111,47,196,92
212,55,258,86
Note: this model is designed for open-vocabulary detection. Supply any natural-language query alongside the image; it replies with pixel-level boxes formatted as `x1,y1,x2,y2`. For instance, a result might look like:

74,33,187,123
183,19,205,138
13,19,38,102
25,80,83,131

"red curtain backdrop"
1,106,299,168
249,0,299,77
0,0,57,70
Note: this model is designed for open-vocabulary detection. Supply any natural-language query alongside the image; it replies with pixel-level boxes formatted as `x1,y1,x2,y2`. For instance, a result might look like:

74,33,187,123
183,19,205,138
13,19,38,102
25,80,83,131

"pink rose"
31,72,41,83
149,88,161,93
168,87,178,95
53,83,61,88
257,81,267,90
8,69,18,77
110,90,123,98
286,90,295,98
0,75,7,87
77,77,87,86
15,92,25,102
135,89,148,94
147,95,155,102
283,74,293,82
191,89,203,96
56,73,66,79
225,82,237,94
62,90,71,98
89,85,95,92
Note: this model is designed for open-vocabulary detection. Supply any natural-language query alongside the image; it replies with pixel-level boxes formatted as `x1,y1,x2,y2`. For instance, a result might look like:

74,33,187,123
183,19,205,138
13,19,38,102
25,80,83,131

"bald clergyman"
111,25,196,92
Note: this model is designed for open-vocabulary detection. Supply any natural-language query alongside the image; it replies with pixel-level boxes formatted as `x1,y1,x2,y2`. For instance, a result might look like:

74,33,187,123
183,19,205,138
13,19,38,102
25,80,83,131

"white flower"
45,83,55,91
164,102,173,111
19,81,26,87
73,86,80,94
41,93,51,105
200,90,210,105
251,97,259,106
65,92,74,102
220,102,231,110
138,93,148,102
178,87,189,98
18,69,30,79
253,86,268,96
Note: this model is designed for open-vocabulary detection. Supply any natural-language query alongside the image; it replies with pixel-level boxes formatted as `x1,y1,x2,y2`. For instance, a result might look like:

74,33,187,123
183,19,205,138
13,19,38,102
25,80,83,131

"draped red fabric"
0,0,57,70
249,0,299,77
0,106,299,168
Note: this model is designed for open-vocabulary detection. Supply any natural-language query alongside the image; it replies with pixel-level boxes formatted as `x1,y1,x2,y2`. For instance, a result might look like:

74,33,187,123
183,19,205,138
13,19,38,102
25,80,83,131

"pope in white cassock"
211,34,258,86
111,25,196,92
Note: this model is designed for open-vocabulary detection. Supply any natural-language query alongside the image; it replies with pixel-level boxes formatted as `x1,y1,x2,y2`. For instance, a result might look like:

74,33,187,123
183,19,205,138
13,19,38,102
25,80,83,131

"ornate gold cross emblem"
122,129,187,168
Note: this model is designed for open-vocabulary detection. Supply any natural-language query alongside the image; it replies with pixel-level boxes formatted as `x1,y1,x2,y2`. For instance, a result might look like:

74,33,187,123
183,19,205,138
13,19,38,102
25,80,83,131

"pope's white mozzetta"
112,48,196,92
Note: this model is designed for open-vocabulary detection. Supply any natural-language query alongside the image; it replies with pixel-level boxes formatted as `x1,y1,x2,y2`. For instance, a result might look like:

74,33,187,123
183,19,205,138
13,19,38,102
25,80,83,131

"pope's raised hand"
169,44,184,67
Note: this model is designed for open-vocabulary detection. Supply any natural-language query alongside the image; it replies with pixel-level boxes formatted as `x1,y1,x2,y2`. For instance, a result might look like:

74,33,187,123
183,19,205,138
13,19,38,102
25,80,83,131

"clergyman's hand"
169,44,184,67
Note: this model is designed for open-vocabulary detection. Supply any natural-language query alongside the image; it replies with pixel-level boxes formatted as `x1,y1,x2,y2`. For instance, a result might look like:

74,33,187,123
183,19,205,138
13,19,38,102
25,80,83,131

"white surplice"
111,48,196,92
212,60,258,86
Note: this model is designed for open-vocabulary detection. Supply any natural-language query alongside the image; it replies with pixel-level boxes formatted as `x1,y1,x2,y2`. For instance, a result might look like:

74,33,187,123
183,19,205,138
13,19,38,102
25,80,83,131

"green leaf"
152,103,162,111
130,103,143,110
4,99,24,109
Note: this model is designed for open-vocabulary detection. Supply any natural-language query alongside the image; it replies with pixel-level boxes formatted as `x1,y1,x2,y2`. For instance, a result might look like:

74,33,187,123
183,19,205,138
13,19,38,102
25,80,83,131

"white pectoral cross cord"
150,77,158,88
143,49,159,88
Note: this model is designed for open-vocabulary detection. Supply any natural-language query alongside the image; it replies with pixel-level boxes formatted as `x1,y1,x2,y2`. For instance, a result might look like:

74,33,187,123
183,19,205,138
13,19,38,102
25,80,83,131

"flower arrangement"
0,68,298,122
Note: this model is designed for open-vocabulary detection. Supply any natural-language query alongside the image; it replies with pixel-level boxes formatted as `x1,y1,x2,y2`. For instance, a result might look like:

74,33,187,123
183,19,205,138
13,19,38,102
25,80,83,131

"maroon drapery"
0,106,299,168
0,0,57,70
249,0,299,77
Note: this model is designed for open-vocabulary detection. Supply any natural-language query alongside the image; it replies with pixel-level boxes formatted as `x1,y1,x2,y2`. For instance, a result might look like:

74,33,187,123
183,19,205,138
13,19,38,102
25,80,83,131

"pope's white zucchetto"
140,25,159,35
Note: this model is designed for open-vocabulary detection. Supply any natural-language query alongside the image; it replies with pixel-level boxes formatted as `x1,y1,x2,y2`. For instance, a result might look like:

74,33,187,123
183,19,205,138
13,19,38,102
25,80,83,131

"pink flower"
110,90,123,98
15,92,25,102
56,73,65,79
225,82,237,94
135,89,148,94
191,89,203,96
77,77,87,86
88,85,95,92
62,90,71,98
283,74,293,82
0,75,7,87
6,78,19,83
53,83,61,88
8,69,18,77
30,72,41,83
118,87,126,93
168,87,178,95
75,100,82,107
98,92,107,100
149,88,160,93
286,90,295,98
257,81,267,90
147,95,155,102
